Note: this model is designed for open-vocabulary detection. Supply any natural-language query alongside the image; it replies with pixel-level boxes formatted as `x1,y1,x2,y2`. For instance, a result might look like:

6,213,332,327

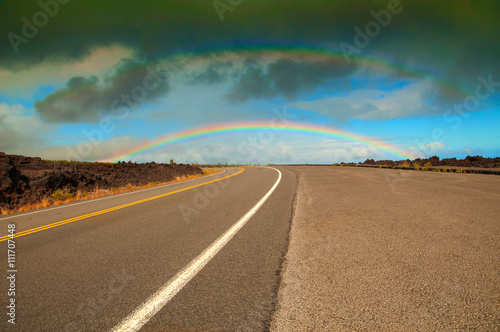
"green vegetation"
50,189,74,201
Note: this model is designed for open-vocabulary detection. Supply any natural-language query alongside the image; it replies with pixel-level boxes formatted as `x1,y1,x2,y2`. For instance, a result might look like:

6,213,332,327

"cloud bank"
34,61,170,122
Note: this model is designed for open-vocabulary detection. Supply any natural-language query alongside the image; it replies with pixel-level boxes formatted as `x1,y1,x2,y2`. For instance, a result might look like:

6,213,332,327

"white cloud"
294,141,390,163
0,103,57,153
409,141,446,157
125,136,407,164
290,80,440,121
0,104,146,161
409,141,445,151
424,142,445,150
0,45,134,98
131,140,296,165
26,135,144,161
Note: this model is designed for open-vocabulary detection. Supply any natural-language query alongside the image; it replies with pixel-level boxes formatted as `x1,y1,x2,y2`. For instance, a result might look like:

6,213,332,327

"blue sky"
0,1,498,164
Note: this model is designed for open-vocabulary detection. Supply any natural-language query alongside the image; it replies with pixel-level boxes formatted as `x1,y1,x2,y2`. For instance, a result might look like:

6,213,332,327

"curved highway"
0,167,295,331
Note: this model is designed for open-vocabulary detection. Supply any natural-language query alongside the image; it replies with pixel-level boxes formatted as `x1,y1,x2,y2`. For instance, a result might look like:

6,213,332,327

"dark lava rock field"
357,155,500,168
0,152,203,210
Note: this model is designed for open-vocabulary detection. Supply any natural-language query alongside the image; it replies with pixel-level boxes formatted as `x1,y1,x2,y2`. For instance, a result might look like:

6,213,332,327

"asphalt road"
1,165,498,331
271,166,500,331
0,167,296,331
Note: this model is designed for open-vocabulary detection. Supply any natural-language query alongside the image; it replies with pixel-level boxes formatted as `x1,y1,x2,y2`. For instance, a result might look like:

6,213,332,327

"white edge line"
0,169,227,221
111,167,282,332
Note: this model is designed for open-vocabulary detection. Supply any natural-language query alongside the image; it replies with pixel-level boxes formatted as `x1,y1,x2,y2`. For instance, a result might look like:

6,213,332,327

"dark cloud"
0,1,498,67
34,61,170,122
1,0,498,103
227,58,355,102
188,60,233,85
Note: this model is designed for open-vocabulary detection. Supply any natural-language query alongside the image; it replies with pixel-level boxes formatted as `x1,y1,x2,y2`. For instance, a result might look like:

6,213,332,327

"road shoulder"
271,166,500,331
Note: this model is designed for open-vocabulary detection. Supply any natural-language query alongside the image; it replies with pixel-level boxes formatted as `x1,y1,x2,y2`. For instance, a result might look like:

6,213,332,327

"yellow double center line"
0,169,244,242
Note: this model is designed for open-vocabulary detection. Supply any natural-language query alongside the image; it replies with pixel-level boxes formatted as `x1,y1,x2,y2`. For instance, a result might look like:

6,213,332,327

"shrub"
50,189,74,201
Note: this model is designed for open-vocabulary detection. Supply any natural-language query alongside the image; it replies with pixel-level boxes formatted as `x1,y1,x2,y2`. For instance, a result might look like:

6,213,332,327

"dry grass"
1,170,221,215
202,168,220,175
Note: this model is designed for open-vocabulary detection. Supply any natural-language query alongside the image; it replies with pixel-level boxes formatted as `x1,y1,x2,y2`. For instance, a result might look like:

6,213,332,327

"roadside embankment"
0,152,203,213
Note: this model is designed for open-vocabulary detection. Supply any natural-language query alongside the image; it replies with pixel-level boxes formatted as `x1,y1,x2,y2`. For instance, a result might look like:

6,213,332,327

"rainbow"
103,122,417,162
167,42,468,97
103,43,457,162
